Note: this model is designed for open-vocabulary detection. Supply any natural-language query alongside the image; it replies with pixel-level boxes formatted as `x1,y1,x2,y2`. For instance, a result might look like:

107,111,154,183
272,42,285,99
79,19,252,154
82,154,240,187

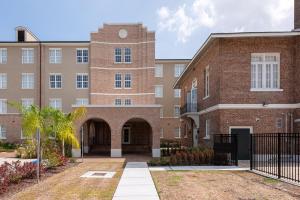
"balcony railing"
180,103,200,115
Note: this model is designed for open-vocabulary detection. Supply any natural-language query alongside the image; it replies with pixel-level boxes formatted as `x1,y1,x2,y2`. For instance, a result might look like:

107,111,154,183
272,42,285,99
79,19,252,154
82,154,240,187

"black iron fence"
251,133,300,184
213,134,238,166
180,103,200,115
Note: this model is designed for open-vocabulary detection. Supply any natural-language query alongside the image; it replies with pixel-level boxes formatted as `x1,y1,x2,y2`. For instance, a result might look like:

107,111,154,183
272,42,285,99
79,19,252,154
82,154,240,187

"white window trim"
76,48,89,64
76,73,89,89
0,99,7,114
21,73,34,89
22,48,34,64
204,65,210,99
124,99,132,106
174,64,185,77
49,73,62,89
75,98,89,106
0,125,6,139
160,128,164,138
114,99,122,106
115,73,122,89
174,89,181,98
124,48,132,63
155,64,163,78
21,98,34,108
124,73,132,89
174,105,180,118
114,48,122,64
49,48,62,64
0,73,7,89
174,127,181,139
0,48,7,64
49,98,62,110
155,85,163,98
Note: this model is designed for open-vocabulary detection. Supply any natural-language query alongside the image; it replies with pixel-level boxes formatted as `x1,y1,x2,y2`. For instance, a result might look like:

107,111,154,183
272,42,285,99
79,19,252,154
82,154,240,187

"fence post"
277,133,281,179
250,134,253,170
234,134,238,166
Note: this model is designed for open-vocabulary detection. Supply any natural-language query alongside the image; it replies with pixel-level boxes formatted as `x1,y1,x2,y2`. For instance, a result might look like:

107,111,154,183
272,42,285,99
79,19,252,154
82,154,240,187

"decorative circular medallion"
118,29,128,39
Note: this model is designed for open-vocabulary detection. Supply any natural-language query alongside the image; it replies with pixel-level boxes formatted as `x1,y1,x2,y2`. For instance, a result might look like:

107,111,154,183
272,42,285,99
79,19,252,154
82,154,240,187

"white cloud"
157,0,293,43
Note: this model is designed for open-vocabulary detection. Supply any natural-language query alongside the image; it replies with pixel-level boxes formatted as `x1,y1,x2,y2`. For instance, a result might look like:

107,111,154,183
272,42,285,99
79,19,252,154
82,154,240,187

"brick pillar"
111,128,122,157
152,126,161,157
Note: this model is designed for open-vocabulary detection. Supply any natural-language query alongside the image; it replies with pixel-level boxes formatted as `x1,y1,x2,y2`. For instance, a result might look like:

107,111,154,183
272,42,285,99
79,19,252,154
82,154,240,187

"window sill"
0,137,7,140
76,88,89,90
203,96,210,100
174,137,181,139
250,88,283,92
203,136,210,140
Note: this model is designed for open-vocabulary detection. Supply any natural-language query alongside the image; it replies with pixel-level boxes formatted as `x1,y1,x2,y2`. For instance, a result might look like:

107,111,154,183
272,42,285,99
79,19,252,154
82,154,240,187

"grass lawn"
8,159,125,200
152,170,300,200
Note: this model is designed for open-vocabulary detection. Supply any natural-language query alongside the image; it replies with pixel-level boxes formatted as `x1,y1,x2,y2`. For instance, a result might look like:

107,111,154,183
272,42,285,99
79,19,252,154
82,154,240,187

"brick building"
0,24,189,157
174,1,300,159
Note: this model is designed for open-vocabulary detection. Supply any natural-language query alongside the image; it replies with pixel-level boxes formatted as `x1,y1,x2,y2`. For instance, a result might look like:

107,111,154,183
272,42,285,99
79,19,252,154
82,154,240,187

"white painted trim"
250,89,284,92
111,149,122,157
295,119,300,123
229,126,253,134
72,104,162,108
91,67,155,70
199,103,300,115
91,41,155,45
91,92,155,96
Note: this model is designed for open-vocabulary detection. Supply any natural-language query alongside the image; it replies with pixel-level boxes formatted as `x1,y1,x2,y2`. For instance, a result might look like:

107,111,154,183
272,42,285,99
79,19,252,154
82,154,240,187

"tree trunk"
62,139,65,156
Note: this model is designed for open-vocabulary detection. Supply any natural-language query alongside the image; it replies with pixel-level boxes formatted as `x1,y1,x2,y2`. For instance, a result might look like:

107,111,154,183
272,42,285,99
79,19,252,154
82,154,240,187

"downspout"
39,42,42,108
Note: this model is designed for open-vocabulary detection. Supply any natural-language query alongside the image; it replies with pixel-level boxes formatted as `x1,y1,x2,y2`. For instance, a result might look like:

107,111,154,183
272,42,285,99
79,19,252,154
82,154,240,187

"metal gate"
213,134,238,166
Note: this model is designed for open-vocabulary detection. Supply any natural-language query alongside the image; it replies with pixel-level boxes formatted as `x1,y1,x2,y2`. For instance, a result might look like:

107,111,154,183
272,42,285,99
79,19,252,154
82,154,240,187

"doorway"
230,127,252,160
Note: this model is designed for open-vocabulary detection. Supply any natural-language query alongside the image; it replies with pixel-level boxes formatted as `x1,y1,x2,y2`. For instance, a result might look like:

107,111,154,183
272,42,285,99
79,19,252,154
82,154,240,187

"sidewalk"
113,162,160,200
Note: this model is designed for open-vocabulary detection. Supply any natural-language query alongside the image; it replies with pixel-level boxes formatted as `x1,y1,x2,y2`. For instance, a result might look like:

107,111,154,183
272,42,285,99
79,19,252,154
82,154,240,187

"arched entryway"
121,118,152,155
81,118,111,155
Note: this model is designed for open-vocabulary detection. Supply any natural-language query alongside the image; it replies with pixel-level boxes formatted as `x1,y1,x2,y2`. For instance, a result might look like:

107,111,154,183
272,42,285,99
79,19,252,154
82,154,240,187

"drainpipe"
39,42,42,108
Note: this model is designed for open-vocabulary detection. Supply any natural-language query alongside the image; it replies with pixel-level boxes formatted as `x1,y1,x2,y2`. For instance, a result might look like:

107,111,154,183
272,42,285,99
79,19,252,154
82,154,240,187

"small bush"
16,140,37,159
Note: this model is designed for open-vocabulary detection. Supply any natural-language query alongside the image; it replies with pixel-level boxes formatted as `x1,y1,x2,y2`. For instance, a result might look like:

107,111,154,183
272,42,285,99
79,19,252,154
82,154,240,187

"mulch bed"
0,162,78,200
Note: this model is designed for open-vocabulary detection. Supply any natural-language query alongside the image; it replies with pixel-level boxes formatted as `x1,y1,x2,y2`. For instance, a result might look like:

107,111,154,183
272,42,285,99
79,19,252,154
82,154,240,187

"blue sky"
0,0,293,59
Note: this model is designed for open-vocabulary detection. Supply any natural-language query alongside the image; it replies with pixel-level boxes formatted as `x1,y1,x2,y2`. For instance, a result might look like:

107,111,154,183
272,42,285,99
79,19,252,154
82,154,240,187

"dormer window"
17,30,25,42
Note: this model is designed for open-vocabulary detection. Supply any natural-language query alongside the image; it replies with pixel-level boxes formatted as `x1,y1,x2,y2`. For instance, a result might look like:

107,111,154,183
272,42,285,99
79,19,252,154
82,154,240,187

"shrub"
16,140,37,159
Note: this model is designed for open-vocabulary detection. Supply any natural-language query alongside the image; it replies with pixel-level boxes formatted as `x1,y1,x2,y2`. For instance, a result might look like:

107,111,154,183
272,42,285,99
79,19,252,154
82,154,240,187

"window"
124,99,132,105
76,98,88,105
251,53,280,91
22,48,34,64
204,66,209,98
115,99,122,105
205,119,210,139
155,64,163,77
77,48,89,64
155,85,163,98
174,64,185,77
174,106,180,117
0,125,6,139
21,73,34,89
49,99,62,110
124,48,131,63
115,73,122,88
0,73,7,89
115,48,122,63
174,127,181,138
49,74,62,89
76,74,89,89
21,98,34,108
160,108,163,118
0,99,7,114
174,89,181,98
276,118,283,129
122,127,131,144
160,128,164,138
49,48,62,64
0,48,7,64
124,74,131,88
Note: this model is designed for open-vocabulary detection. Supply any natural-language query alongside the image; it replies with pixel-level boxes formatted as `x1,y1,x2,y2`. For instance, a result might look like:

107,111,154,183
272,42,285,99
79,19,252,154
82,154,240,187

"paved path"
113,162,160,200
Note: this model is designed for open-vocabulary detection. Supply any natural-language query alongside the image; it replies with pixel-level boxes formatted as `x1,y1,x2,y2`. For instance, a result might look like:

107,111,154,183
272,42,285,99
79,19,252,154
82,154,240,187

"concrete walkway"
113,162,160,200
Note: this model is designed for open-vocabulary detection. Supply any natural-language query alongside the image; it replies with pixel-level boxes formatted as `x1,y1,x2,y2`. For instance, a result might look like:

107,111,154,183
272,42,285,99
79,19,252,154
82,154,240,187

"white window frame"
174,105,180,118
49,48,62,64
21,98,34,108
174,127,181,138
124,99,132,105
49,73,62,89
174,89,181,98
49,98,62,110
0,48,7,64
155,64,163,77
75,98,89,106
76,73,89,89
160,128,164,138
115,73,122,88
124,48,131,63
204,119,210,139
22,48,34,64
0,73,7,89
0,125,6,139
0,99,7,114
155,85,163,98
204,66,210,99
115,99,122,106
251,53,282,91
21,73,34,89
115,48,122,63
76,48,89,64
174,64,185,77
160,108,163,118
124,73,131,89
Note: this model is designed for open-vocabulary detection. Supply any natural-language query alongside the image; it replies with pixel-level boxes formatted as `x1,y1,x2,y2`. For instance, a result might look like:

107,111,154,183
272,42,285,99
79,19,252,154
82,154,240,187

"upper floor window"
49,74,62,89
124,99,132,105
21,98,34,108
115,48,122,63
204,66,210,98
75,98,88,106
174,127,181,138
115,73,122,88
155,85,163,98
49,48,62,64
115,99,122,105
174,64,185,77
0,99,7,114
49,98,62,110
0,125,6,139
124,73,131,88
21,73,34,89
0,48,7,64
0,73,7,89
174,105,180,117
124,48,131,63
22,48,34,64
77,48,89,64
251,53,280,91
155,64,163,77
174,89,181,98
76,73,89,89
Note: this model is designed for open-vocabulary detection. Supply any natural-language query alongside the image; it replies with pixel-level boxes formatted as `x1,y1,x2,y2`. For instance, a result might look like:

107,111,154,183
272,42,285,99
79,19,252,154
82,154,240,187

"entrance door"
230,128,251,160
